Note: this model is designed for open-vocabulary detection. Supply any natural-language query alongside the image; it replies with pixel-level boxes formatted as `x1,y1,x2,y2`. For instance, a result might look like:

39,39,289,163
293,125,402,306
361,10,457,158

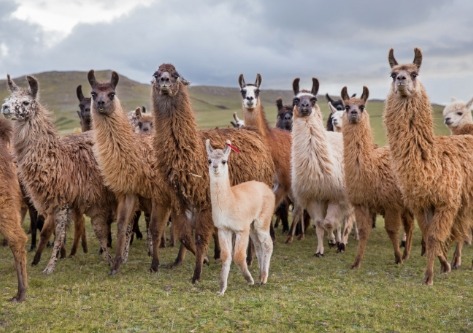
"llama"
0,117,28,302
206,139,274,295
443,97,473,135
87,70,175,275
383,48,473,284
340,86,414,268
291,78,353,256
128,106,154,134
325,94,345,132
151,63,275,283
238,74,293,239
275,98,293,131
76,85,92,132
230,112,245,129
2,75,115,274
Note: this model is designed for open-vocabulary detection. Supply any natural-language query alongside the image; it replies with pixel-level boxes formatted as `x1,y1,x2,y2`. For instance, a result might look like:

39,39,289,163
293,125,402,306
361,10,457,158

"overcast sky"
1,0,472,104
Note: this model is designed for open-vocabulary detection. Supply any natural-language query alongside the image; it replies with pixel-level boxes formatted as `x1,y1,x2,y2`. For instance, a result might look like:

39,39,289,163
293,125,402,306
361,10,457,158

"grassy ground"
0,217,472,332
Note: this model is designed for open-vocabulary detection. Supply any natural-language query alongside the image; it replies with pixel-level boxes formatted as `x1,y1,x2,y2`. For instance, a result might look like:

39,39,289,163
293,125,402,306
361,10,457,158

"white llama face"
293,92,317,118
206,140,232,178
331,110,344,131
2,87,36,121
443,102,469,128
240,85,260,109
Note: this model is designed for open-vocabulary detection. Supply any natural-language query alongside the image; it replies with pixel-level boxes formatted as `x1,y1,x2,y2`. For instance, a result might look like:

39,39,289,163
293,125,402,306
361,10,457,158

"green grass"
1,217,472,332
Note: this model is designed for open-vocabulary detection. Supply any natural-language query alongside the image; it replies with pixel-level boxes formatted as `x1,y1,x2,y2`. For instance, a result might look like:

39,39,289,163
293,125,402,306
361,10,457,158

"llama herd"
0,47,472,302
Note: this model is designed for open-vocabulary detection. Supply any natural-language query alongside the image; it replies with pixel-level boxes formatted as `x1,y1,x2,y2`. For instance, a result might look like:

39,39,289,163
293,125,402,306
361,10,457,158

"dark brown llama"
151,63,275,283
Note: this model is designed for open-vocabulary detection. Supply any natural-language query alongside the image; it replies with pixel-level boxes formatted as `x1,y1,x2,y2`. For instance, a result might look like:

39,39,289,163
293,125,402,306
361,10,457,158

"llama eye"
109,92,115,99
345,105,350,111
91,92,97,99
22,101,29,106
390,73,397,79
359,106,365,111
336,106,343,111
293,98,300,106
411,72,418,79
222,160,227,165
457,112,463,116
208,159,211,164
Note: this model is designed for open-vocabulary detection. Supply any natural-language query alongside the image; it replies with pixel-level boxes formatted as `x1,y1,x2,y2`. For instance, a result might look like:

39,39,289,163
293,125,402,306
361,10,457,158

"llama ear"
6,74,19,92
223,140,232,156
413,48,422,69
328,102,338,114
326,93,334,104
26,76,39,99
276,98,283,110
361,86,369,102
238,74,245,89
388,48,398,68
88,70,97,88
466,97,473,110
176,73,190,86
135,107,142,118
292,78,300,96
341,86,350,101
311,78,319,96
255,74,262,88
205,139,213,155
76,85,84,101
111,71,119,89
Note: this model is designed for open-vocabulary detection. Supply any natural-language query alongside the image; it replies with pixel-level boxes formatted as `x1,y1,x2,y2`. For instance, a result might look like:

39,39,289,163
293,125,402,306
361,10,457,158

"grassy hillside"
0,71,449,143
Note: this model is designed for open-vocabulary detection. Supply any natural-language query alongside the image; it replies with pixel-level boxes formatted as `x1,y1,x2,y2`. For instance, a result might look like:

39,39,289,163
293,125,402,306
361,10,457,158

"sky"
1,0,472,104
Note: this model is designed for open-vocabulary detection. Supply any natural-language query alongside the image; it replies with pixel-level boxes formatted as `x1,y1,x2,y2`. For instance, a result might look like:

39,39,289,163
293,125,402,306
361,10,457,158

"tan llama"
206,139,275,296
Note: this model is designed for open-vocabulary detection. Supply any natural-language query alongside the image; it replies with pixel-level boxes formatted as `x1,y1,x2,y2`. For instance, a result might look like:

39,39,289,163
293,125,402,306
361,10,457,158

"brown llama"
0,117,28,302
76,85,92,132
340,86,414,268
383,48,473,284
151,63,275,283
87,70,176,275
2,75,116,274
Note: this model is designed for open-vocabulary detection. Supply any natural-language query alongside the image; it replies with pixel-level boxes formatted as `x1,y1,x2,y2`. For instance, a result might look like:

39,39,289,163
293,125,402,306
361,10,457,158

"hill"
0,70,448,143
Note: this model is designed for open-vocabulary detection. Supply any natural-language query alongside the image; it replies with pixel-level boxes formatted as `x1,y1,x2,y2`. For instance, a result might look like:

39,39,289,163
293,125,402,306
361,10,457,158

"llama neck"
292,111,333,175
13,104,60,163
152,86,209,209
243,103,271,138
92,98,144,193
342,112,376,168
209,171,234,212
451,123,473,135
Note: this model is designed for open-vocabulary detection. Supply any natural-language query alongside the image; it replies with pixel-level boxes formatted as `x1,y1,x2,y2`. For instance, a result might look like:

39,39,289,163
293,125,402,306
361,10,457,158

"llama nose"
397,74,406,81
159,73,171,84
301,100,310,108
350,110,357,116
97,100,105,108
284,113,292,120
246,96,254,102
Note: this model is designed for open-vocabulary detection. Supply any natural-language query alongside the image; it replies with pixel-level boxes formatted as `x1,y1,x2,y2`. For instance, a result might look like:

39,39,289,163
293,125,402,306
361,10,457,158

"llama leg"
351,205,373,269
324,202,344,249
32,214,55,265
423,208,455,285
342,210,356,247
69,209,85,257
233,230,254,286
110,194,136,274
213,229,220,261
254,227,273,284
384,209,403,264
1,215,28,302
28,205,39,252
307,201,326,256
401,211,414,261
149,205,171,272
218,229,232,296
171,211,196,267
249,230,262,273
43,207,70,274
286,205,302,244
451,241,462,269
192,208,213,283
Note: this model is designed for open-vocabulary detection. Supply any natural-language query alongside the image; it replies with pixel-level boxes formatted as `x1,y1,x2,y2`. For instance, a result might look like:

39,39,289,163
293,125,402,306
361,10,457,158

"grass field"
0,217,472,332
0,70,467,332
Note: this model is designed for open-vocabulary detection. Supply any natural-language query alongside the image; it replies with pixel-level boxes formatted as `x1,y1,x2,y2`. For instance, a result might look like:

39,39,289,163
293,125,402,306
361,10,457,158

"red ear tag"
226,143,241,153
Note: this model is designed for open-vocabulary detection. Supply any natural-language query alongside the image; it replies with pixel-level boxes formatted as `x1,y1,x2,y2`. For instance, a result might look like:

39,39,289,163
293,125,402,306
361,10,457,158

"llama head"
2,75,39,121
443,97,473,129
206,139,232,178
230,112,245,129
152,63,189,97
76,85,92,130
275,98,293,131
388,48,423,98
135,106,154,134
88,70,119,116
238,74,262,110
292,77,320,118
327,104,345,132
340,86,369,125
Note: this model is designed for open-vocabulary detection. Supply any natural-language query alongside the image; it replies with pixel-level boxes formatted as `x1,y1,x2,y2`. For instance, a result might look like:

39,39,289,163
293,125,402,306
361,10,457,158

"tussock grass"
1,217,472,332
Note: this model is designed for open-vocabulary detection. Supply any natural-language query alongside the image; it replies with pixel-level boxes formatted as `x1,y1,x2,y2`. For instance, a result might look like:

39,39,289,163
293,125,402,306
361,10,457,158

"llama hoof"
285,236,293,244
337,243,346,253
423,275,434,286
440,262,451,274
109,269,118,276
191,277,200,284
217,291,225,296
42,266,55,275
10,293,26,303
31,254,41,266
203,256,210,265
328,240,336,248
351,263,360,269
314,252,324,257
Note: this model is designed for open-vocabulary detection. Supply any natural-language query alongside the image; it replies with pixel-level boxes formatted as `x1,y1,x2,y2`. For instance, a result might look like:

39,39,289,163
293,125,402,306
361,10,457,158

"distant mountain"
0,70,448,144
